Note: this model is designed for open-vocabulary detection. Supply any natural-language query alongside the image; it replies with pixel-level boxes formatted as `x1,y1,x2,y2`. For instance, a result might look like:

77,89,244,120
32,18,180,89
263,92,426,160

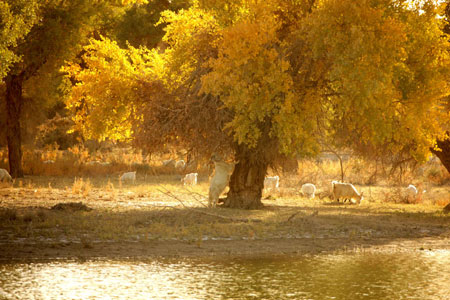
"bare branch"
180,186,208,208
157,186,261,223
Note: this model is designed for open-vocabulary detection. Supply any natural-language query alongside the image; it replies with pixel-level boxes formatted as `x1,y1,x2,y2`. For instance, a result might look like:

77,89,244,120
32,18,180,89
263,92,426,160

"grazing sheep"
264,176,280,191
301,183,316,199
406,184,418,196
182,173,198,186
175,160,186,170
403,184,419,202
120,171,136,183
43,160,55,164
331,181,363,204
208,155,236,208
0,168,12,182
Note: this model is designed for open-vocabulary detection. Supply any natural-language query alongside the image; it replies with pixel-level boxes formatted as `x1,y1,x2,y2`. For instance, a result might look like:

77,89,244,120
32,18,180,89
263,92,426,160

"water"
0,251,449,300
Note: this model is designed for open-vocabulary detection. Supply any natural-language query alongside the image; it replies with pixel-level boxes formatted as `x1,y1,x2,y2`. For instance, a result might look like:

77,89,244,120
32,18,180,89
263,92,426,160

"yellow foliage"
64,0,450,163
199,1,321,155
63,37,160,141
0,0,39,80
302,0,450,160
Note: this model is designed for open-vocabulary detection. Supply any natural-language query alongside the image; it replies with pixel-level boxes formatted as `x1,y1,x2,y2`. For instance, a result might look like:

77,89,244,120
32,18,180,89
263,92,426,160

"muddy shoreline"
1,235,449,261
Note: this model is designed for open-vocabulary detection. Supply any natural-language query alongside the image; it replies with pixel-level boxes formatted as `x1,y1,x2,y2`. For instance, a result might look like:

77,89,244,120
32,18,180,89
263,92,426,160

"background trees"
1,0,149,177
305,0,449,166
429,0,450,174
3,0,448,208
0,0,38,80
66,0,450,208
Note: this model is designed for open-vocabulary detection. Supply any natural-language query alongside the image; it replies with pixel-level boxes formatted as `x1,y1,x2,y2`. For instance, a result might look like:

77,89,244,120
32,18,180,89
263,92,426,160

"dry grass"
0,173,448,248
0,147,449,249
0,145,206,178
1,146,448,188
71,178,93,197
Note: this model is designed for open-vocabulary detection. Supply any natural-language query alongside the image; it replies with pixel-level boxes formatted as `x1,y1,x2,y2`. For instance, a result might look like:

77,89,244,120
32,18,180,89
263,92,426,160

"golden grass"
0,146,449,247
0,173,448,248
1,145,448,189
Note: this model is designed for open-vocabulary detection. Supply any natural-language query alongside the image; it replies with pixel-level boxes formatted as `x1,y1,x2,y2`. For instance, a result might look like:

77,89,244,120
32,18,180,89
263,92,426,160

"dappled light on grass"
2,147,450,190
0,174,448,257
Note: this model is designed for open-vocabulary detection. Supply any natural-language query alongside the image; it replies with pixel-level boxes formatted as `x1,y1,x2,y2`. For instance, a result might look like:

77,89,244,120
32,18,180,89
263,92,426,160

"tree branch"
157,186,261,223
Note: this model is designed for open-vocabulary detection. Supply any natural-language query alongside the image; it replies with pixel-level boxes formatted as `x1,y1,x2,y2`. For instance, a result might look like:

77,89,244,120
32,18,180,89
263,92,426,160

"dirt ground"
0,176,449,260
1,235,448,261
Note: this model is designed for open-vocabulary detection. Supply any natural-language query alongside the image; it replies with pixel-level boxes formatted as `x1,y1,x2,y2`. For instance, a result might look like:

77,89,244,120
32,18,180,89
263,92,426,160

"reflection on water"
0,251,449,300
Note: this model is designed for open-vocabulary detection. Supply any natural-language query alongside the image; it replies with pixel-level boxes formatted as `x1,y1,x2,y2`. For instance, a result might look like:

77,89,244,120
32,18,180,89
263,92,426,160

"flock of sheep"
205,156,421,207
264,175,363,204
185,155,368,208
0,157,421,208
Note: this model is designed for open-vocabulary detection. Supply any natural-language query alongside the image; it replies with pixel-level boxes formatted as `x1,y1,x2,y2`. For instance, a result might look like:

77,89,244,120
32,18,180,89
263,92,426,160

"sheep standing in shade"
301,183,316,199
182,173,198,186
120,171,136,184
264,176,279,191
404,184,419,202
406,184,418,196
0,168,12,182
332,181,363,204
175,160,186,170
208,155,236,208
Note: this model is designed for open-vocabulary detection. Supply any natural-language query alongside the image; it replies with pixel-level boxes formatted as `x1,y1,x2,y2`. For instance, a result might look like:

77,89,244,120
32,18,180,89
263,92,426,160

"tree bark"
5,74,25,178
223,146,269,209
431,136,450,174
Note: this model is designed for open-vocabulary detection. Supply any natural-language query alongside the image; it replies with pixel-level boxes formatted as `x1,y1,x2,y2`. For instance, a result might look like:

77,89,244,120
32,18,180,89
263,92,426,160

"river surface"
0,250,449,300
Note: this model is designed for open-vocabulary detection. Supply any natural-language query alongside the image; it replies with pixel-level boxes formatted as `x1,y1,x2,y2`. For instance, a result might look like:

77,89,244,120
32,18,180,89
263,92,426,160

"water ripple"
0,251,449,300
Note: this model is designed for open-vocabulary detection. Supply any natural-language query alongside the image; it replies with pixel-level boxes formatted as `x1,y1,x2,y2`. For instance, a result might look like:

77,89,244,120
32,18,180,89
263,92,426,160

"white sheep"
406,184,418,196
301,183,316,199
0,168,12,182
43,160,55,164
120,171,136,183
182,173,198,186
404,184,419,201
331,181,363,204
175,160,186,170
208,156,236,208
264,176,279,191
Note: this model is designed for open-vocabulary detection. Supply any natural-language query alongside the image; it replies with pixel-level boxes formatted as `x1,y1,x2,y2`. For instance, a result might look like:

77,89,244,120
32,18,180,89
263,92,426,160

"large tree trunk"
431,136,450,174
5,74,24,178
223,146,269,209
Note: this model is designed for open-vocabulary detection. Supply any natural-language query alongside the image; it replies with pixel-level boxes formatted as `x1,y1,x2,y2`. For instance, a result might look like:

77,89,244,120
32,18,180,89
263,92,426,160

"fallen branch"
157,186,261,223
180,187,208,208
287,209,318,222
148,204,179,210
287,211,302,222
